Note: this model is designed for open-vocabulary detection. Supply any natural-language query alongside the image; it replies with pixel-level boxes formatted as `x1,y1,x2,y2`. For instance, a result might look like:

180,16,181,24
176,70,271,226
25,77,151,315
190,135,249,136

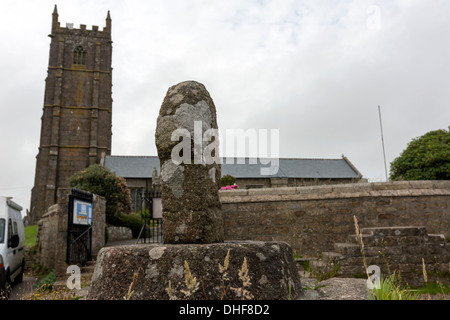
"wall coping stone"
41,204,61,218
219,181,450,203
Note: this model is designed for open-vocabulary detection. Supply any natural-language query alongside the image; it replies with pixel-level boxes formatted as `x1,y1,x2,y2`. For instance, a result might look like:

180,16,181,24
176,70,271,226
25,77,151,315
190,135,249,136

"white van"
0,196,25,293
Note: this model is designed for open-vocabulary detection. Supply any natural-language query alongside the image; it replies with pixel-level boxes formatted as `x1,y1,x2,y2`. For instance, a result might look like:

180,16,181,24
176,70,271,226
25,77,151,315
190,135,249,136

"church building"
103,155,363,213
30,7,363,221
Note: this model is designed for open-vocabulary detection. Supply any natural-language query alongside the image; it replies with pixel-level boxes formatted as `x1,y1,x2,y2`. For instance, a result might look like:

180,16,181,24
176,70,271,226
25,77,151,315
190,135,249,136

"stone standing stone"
155,81,224,244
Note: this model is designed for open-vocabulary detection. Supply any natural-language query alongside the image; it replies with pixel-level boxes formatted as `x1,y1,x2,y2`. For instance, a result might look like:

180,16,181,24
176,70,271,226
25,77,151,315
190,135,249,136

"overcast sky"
0,0,449,212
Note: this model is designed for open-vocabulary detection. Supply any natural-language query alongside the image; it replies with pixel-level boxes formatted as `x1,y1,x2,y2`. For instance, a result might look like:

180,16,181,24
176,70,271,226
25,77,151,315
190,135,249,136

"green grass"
416,282,450,295
369,273,420,300
25,225,38,247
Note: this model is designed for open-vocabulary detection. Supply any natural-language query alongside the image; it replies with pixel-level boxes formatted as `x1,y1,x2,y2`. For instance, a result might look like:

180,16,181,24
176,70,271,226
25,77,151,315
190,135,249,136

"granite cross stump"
87,81,303,300
155,80,224,244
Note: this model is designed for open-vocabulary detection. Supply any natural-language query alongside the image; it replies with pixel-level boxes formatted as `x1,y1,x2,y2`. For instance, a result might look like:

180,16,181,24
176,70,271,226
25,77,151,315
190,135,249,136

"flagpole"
378,105,388,181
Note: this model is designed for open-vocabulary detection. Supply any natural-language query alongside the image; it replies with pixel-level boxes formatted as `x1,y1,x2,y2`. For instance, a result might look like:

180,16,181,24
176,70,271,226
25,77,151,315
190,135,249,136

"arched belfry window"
73,46,86,65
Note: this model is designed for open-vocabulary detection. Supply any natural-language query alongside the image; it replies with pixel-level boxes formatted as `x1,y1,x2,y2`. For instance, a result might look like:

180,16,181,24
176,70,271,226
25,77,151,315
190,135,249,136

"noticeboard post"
152,197,162,219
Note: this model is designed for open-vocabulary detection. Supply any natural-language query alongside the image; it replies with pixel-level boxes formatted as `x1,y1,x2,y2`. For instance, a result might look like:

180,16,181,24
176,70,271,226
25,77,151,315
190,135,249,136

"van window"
0,219,5,243
8,219,12,240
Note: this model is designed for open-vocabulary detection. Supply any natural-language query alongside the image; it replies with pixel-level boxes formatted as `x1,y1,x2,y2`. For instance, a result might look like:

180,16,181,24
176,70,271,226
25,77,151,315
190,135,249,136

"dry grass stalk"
124,272,139,300
218,249,231,299
166,280,177,300
165,251,255,300
219,249,230,276
181,260,200,297
353,215,369,279
422,258,431,300
231,257,254,300
422,258,428,283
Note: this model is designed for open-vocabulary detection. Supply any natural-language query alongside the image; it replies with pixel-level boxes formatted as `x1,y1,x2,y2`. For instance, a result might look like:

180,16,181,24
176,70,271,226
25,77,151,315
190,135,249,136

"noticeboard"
152,198,162,219
73,199,93,225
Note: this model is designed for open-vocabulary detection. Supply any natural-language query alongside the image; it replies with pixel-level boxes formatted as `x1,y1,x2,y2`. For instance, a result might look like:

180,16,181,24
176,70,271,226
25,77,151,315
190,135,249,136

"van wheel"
0,272,12,300
0,281,7,299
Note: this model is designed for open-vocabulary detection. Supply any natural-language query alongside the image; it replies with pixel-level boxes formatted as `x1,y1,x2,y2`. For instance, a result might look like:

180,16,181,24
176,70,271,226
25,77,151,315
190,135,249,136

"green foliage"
139,209,151,222
417,282,450,295
34,270,56,291
25,225,38,247
220,174,236,187
119,213,143,238
30,263,51,278
69,164,132,225
369,272,419,300
105,225,109,244
390,127,450,181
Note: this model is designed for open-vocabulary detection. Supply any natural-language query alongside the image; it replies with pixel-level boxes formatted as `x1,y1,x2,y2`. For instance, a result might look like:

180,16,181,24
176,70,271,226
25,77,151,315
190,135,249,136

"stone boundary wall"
107,226,133,242
35,188,106,276
219,181,450,257
334,226,448,287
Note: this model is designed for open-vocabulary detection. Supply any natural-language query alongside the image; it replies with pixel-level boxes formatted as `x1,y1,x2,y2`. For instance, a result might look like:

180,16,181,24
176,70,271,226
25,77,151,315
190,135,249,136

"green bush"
220,174,236,187
390,127,450,180
119,213,144,238
105,226,109,244
139,209,151,222
69,164,132,225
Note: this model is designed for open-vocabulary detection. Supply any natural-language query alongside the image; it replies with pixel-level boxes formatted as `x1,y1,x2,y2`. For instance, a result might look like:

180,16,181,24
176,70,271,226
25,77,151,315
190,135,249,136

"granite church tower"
30,6,113,223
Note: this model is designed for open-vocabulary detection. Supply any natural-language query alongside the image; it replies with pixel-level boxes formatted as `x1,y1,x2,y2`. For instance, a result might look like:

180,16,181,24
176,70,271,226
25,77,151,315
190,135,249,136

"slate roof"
103,155,362,179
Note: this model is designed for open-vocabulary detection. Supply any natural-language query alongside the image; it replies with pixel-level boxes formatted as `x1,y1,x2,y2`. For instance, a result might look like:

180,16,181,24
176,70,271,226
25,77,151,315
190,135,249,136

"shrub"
105,226,109,244
119,213,143,238
69,164,132,225
390,127,450,180
220,174,236,187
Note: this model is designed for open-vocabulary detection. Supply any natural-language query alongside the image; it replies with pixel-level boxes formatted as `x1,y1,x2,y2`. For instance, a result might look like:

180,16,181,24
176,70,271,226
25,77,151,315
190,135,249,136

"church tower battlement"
30,6,113,224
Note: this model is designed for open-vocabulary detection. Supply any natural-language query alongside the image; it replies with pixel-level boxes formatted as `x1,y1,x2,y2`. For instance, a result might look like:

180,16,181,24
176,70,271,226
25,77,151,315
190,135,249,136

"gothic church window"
73,46,86,65
130,188,143,213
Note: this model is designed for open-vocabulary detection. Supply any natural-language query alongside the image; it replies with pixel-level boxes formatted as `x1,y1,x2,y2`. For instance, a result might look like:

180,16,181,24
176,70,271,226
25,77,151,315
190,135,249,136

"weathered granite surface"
300,278,370,300
87,241,302,300
155,80,223,244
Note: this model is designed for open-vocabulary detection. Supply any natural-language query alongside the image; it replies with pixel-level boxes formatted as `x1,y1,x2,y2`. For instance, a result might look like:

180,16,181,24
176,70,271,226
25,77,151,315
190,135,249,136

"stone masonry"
30,6,113,224
35,188,105,276
325,226,449,287
219,180,450,256
107,226,133,242
218,180,450,288
88,241,302,300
